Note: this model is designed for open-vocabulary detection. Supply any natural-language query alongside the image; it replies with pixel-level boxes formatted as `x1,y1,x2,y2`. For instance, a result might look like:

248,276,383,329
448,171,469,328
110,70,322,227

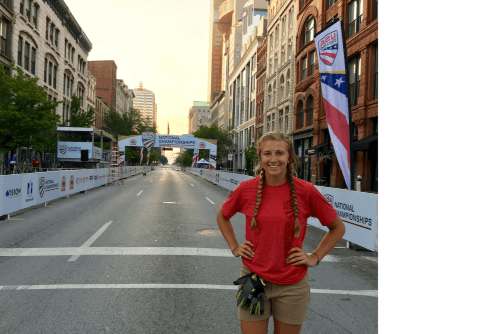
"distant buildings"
188,102,211,134
133,82,157,129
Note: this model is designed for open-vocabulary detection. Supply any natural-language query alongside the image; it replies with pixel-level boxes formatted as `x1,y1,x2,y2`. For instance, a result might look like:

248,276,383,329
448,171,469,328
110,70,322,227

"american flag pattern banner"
191,149,199,167
314,21,351,190
146,148,151,166
139,148,144,165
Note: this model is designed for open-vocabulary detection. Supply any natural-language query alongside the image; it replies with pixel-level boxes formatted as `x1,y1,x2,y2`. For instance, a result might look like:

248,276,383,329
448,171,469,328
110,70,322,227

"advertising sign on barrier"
21,174,37,209
2,174,24,214
38,172,61,203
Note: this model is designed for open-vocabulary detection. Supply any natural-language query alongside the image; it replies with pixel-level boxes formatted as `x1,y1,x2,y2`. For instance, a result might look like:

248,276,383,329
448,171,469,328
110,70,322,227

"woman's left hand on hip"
286,247,317,267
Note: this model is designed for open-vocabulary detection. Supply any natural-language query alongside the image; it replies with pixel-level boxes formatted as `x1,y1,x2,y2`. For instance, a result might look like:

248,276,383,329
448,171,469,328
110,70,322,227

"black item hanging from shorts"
233,272,268,315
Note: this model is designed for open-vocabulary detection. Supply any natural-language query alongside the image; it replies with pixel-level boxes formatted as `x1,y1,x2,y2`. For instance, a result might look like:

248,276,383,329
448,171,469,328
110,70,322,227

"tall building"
88,60,118,113
133,82,157,129
255,19,268,140
1,0,92,125
294,0,378,192
188,102,211,134
207,0,225,102
116,79,134,115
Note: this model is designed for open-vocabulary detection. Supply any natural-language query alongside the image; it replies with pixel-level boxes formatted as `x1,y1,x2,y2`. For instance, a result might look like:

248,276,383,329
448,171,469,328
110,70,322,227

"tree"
0,65,60,154
159,155,168,165
191,123,234,165
244,146,258,175
104,107,156,139
68,95,95,128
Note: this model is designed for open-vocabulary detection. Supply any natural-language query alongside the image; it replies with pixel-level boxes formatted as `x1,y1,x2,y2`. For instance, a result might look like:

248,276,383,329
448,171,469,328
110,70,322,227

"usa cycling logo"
324,194,334,206
142,132,155,149
59,145,68,155
318,31,339,66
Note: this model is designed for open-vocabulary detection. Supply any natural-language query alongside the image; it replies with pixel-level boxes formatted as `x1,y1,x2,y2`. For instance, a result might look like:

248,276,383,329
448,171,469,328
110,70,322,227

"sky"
64,0,212,139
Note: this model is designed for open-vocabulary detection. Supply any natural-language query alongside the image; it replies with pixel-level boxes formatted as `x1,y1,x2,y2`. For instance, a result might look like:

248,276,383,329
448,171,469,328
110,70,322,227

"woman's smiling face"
260,140,290,182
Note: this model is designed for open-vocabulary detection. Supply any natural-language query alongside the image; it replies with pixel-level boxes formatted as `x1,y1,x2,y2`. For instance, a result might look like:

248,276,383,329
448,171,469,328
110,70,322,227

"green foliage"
175,150,194,167
103,107,156,139
191,123,234,163
125,147,160,165
244,146,258,174
68,95,95,128
0,65,61,153
159,155,168,165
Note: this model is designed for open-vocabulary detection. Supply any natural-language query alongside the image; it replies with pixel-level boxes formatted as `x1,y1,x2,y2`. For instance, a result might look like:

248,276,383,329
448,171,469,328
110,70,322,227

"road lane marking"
68,221,113,261
205,197,215,204
0,284,377,296
136,190,144,196
150,180,153,183
163,202,179,204
0,247,339,262
191,184,194,187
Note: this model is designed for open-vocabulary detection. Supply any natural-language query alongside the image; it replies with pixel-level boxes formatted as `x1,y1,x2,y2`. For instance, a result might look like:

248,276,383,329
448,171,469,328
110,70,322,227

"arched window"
273,81,277,107
297,101,304,128
280,75,285,102
304,16,316,47
268,85,273,108
307,95,314,126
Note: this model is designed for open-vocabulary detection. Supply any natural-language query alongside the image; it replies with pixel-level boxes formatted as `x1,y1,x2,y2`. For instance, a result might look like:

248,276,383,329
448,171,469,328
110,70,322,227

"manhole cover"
197,230,222,236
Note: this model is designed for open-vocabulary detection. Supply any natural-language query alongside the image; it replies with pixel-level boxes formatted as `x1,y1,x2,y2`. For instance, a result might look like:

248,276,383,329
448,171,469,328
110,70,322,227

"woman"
216,132,346,334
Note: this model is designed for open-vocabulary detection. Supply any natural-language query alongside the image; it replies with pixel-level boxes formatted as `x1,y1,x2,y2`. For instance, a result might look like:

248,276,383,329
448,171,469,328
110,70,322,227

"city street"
0,168,377,333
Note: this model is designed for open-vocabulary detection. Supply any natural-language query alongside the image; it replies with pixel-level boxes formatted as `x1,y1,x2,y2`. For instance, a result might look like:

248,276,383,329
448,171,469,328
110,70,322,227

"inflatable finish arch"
118,133,217,170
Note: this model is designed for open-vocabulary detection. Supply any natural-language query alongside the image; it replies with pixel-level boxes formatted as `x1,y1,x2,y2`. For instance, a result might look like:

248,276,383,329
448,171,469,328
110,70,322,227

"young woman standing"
217,132,346,334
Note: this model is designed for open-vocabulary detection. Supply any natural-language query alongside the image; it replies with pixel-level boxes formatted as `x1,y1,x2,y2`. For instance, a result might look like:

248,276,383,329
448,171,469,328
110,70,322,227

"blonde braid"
287,164,301,238
251,169,266,233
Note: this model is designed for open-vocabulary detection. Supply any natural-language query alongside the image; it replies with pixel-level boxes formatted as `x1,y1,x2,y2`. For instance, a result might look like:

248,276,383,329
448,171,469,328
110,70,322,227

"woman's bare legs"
241,319,270,334
273,318,302,334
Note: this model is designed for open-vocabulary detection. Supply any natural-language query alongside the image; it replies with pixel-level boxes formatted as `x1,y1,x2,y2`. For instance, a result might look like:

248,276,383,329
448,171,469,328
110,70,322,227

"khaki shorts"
237,263,310,325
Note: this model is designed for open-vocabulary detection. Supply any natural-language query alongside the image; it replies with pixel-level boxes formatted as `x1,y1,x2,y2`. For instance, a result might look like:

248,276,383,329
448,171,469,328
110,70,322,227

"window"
307,96,314,126
24,42,30,71
30,48,36,75
55,29,59,48
33,4,39,28
310,51,315,75
279,110,283,131
348,56,361,107
45,18,49,40
301,57,307,80
297,102,304,128
270,33,273,50
44,59,47,82
20,0,24,15
375,0,378,19
1,18,9,56
328,0,338,8
26,0,31,22
276,25,279,42
372,116,378,134
304,16,315,46
282,17,286,35
281,45,285,65
328,14,339,26
48,61,52,85
18,37,23,65
288,39,292,59
53,66,57,88
289,8,293,29
349,0,363,38
373,44,378,99
49,24,54,44
300,0,304,9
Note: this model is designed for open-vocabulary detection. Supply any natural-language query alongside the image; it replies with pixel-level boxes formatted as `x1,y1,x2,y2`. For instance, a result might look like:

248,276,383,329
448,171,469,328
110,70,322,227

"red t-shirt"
221,176,337,285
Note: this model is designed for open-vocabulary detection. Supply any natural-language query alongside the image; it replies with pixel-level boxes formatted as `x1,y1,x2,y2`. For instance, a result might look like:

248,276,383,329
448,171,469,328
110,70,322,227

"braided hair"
251,132,301,238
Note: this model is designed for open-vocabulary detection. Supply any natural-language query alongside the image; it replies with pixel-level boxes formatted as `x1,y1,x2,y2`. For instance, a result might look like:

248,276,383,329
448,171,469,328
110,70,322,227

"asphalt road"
0,167,377,333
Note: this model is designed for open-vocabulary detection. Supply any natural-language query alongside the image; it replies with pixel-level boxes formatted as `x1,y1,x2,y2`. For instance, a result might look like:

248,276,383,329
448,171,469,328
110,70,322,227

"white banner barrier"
184,167,377,251
0,166,153,217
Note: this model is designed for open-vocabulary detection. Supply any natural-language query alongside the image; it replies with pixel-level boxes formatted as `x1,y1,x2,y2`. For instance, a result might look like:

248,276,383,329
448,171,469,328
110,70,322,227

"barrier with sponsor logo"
184,167,378,251
0,166,152,217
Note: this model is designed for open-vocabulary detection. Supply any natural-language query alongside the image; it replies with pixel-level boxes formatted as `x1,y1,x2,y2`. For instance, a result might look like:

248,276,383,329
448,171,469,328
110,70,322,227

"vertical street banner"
146,148,151,166
314,21,351,190
191,149,199,168
139,148,144,165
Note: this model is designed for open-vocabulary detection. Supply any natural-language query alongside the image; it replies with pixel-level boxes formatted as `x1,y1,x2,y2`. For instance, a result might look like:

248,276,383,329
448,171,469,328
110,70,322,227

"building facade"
133,82,157,129
263,0,296,138
207,0,225,102
116,79,134,115
94,96,109,131
255,25,267,140
88,60,117,112
188,101,211,134
87,68,96,119
294,0,378,192
3,0,92,125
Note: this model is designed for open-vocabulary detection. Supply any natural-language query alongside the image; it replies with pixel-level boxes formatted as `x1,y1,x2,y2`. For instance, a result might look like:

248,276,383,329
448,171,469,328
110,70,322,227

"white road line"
163,202,179,204
150,180,153,183
0,284,377,296
191,184,194,187
205,197,215,205
136,190,144,196
0,247,339,262
68,221,113,261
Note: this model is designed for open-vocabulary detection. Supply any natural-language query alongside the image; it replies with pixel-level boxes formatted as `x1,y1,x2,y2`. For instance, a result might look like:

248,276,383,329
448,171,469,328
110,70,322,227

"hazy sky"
64,0,212,138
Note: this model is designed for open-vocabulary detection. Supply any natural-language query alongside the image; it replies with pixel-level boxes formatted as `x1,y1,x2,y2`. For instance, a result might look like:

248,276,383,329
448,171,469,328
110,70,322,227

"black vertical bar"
339,19,354,190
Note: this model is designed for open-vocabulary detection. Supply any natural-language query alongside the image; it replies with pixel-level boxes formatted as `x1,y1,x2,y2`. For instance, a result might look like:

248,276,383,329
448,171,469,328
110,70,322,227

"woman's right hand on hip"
234,241,254,260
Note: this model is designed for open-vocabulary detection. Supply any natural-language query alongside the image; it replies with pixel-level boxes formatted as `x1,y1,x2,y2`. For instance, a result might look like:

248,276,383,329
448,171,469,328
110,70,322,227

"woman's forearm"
217,210,239,251
312,216,346,261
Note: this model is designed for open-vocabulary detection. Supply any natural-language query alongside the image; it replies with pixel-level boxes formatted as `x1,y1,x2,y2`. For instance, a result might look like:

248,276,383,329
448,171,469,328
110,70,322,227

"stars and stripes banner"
146,148,151,166
314,21,351,190
139,148,144,165
191,149,199,168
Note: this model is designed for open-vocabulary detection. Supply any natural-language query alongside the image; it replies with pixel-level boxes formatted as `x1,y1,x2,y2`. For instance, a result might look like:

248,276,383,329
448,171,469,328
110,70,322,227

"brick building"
294,0,378,192
207,0,225,102
88,60,117,112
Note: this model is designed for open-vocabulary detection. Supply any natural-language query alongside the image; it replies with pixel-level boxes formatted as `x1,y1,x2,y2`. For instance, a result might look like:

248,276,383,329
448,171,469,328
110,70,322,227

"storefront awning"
352,134,378,151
